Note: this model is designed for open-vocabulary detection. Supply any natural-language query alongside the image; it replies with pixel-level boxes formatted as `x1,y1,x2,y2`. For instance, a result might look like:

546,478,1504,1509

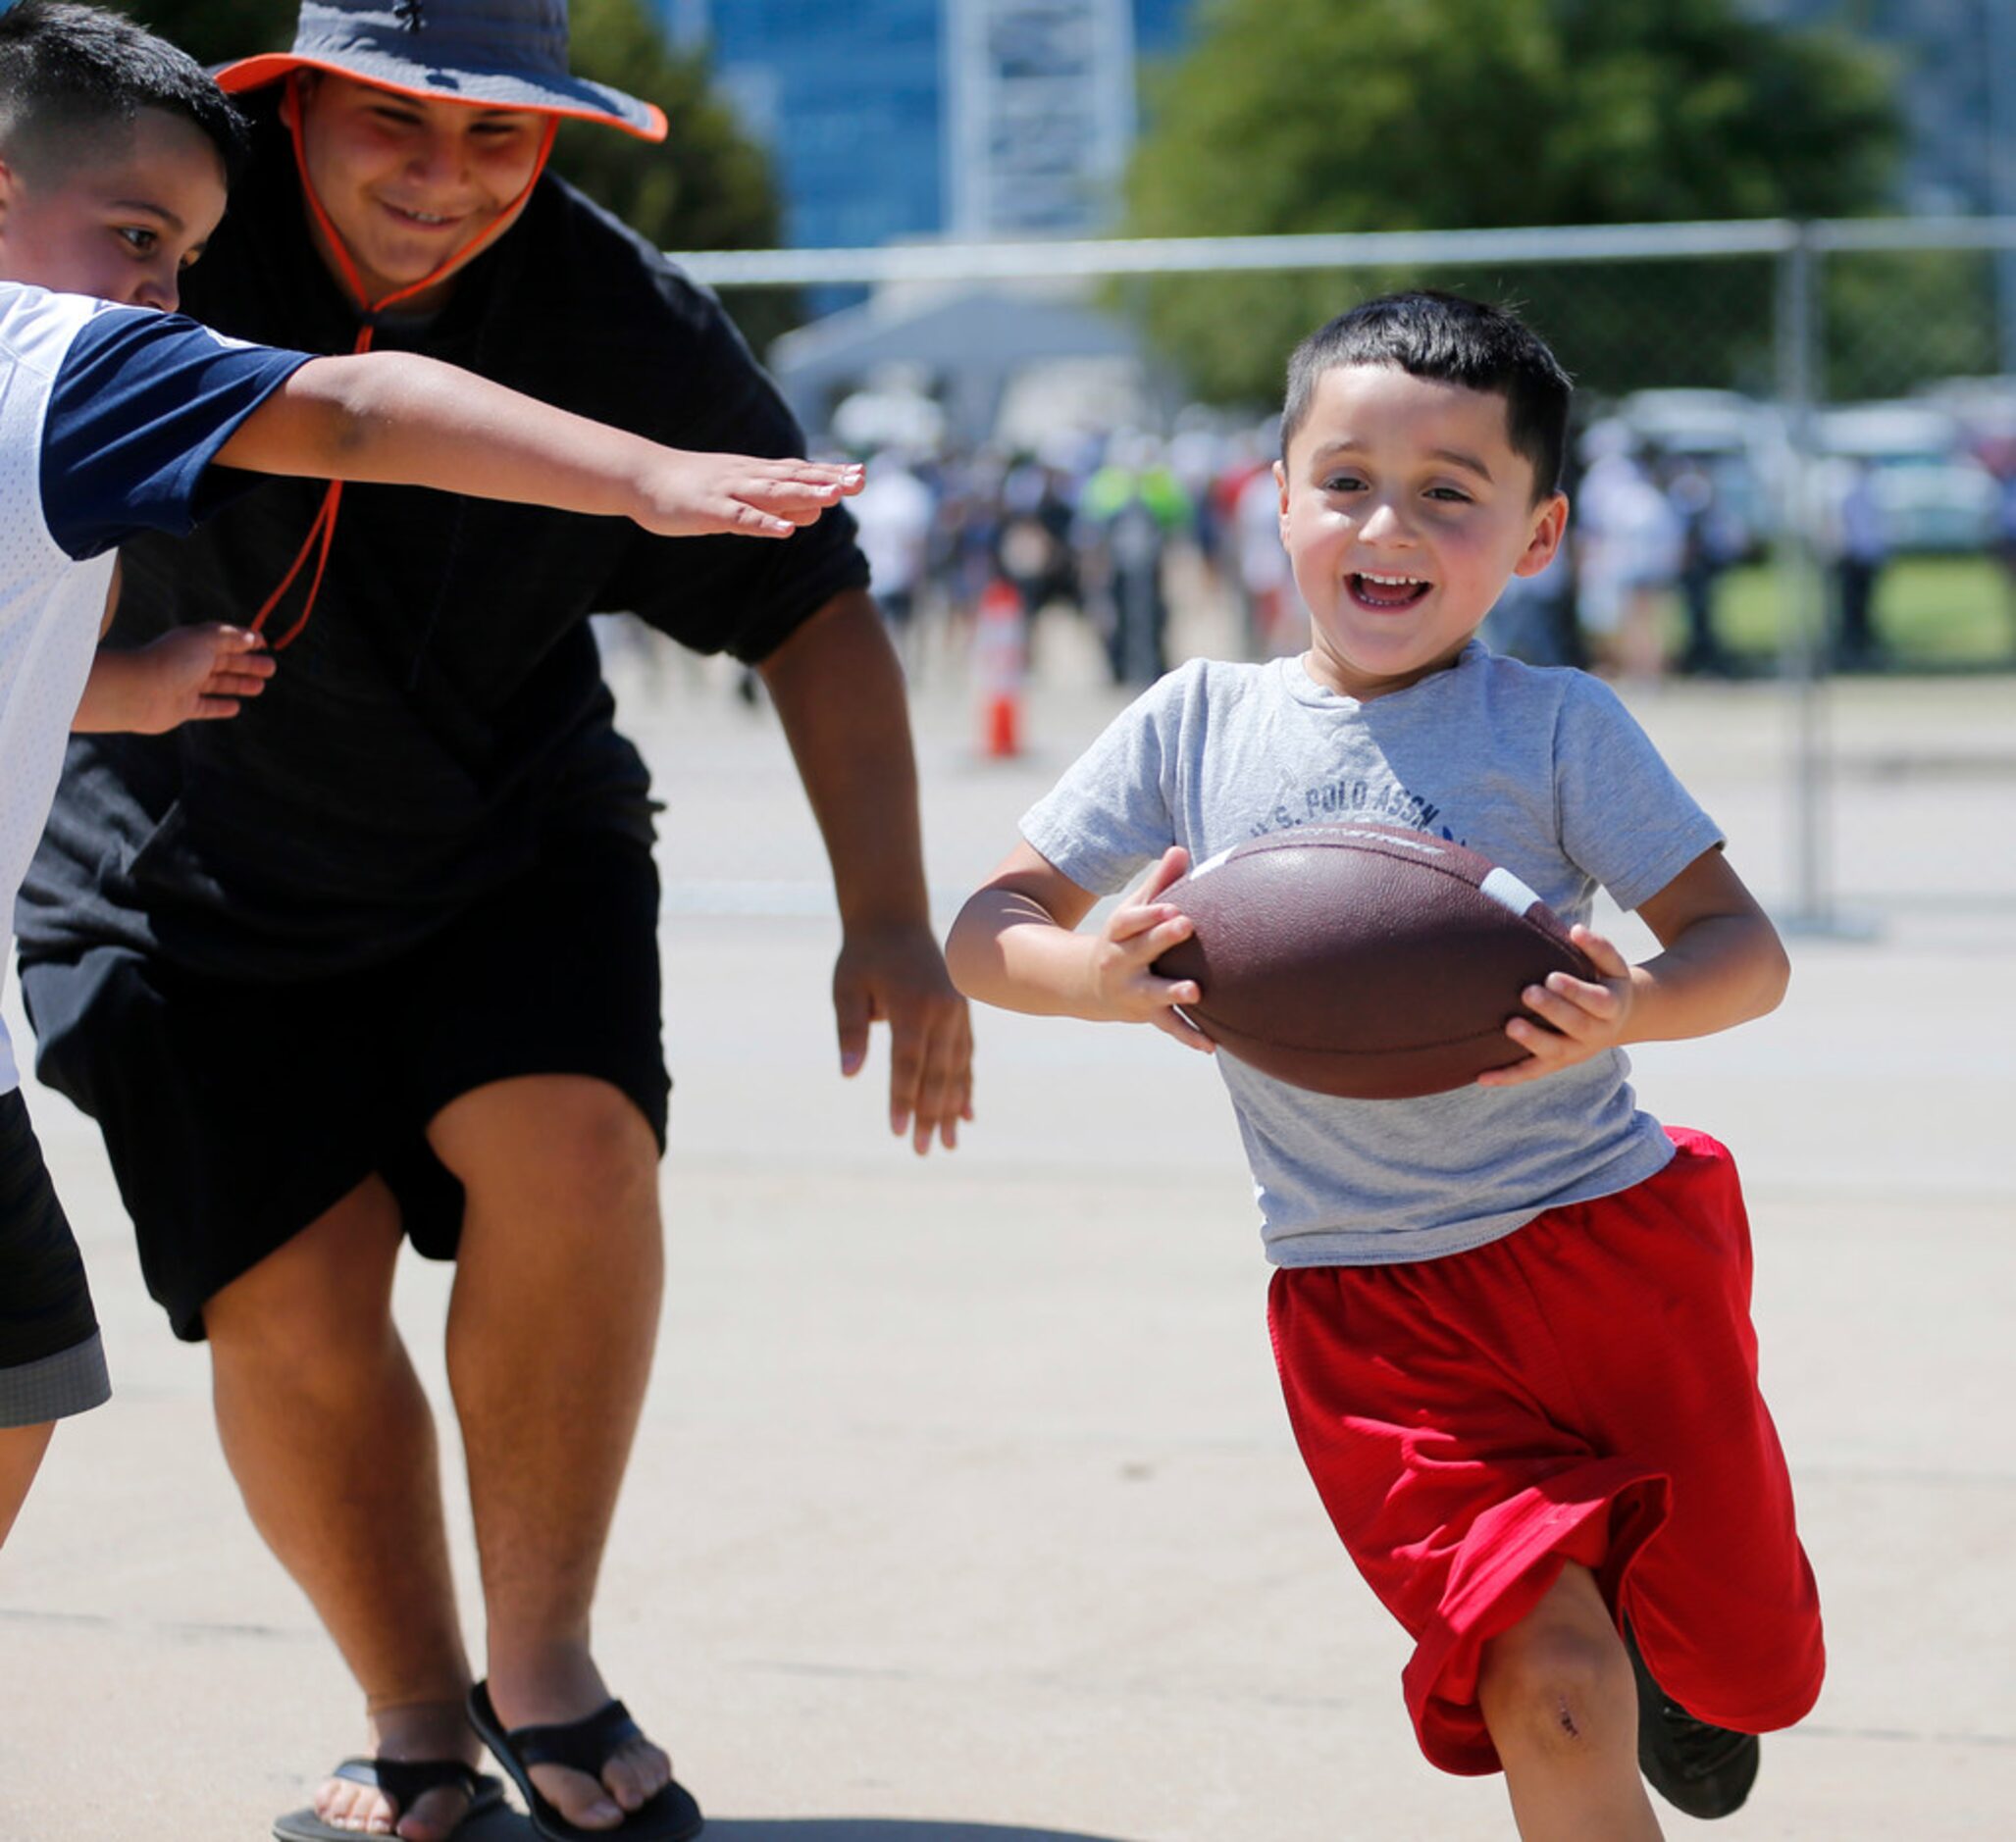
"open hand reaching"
633,454,864,538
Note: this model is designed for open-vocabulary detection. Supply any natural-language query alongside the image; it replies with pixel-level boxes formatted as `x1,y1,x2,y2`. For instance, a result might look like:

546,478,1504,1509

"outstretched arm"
1478,846,1790,1089
948,841,1215,1053
758,589,974,1152
216,351,861,538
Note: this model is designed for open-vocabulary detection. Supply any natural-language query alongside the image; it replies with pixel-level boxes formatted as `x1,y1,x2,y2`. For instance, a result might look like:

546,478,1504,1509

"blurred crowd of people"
824,405,2016,692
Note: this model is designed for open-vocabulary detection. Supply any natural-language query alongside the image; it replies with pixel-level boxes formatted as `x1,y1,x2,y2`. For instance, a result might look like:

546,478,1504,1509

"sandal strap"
331,1756,484,1811
504,1699,643,1776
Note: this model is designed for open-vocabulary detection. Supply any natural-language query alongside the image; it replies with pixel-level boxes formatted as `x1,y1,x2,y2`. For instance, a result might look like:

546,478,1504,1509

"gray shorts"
0,1089,110,1427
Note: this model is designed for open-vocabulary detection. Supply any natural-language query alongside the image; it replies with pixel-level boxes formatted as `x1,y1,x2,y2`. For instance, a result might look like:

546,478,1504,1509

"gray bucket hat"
214,0,667,141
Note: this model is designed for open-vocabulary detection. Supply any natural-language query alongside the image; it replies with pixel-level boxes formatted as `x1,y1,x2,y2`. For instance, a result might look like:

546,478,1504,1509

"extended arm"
757,589,973,1151
1480,846,1790,1087
216,351,860,538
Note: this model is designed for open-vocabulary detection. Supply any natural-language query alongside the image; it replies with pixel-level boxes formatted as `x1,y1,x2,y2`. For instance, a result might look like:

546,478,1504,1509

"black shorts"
21,826,668,1344
0,1088,111,1425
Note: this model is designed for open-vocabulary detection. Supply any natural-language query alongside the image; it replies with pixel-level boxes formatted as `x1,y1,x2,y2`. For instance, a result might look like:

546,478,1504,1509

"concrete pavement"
3,605,2012,1839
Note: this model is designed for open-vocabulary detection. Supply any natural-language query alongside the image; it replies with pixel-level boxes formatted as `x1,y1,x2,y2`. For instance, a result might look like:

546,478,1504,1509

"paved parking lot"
4,613,2012,1839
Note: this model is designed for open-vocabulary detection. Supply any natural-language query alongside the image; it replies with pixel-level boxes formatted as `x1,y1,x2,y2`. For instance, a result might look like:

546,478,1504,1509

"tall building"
943,0,1137,239
1748,0,2011,217
1750,0,2016,366
662,1,1197,249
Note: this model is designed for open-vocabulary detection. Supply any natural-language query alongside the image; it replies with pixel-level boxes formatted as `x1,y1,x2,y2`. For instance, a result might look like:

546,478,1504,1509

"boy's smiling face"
0,106,227,310
290,75,550,310
1274,362,1568,700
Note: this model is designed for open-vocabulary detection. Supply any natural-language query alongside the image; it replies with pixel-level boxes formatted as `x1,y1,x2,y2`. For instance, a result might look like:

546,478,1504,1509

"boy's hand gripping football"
1476,923,1636,1088
1091,846,1216,1053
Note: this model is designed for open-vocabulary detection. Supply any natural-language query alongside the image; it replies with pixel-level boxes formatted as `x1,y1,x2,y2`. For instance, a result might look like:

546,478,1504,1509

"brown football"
1151,822,1597,1099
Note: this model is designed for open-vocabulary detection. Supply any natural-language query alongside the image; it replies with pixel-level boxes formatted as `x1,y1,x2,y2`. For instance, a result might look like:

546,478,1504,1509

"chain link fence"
638,218,2016,925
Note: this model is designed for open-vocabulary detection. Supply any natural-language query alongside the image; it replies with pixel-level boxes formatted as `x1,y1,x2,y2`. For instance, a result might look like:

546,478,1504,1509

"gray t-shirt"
1020,640,1725,1267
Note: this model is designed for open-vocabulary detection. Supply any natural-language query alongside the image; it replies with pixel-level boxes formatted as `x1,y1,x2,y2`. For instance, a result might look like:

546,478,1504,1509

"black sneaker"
1624,1622,1760,1819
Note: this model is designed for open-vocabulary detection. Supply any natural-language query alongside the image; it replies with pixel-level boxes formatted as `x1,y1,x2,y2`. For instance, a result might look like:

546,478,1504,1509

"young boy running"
0,1,855,1561
948,291,1824,1837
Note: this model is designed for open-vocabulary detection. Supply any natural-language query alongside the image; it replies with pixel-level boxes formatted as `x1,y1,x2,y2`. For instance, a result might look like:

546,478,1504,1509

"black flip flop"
467,1680,703,1842
273,1757,506,1841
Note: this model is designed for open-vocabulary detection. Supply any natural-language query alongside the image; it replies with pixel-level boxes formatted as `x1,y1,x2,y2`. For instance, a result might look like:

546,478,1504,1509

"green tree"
116,0,284,65
122,0,791,335
553,0,779,255
553,0,797,346
1123,0,1903,404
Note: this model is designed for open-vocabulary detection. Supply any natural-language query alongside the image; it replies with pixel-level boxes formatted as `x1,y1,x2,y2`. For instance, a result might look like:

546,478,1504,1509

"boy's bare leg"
431,1074,670,1833
1478,1561,1664,1841
206,1178,479,1842
0,1419,55,1548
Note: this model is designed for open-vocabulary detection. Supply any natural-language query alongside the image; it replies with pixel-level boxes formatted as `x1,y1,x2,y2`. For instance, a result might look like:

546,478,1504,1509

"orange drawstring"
254,477,347,652
251,77,558,650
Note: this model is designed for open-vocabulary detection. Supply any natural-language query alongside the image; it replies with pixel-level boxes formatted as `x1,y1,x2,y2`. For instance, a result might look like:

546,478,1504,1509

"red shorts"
1267,1127,1824,1775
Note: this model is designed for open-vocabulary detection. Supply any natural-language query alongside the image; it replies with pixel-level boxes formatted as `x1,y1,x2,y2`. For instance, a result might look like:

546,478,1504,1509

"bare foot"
312,1700,484,1842
487,1652,672,1832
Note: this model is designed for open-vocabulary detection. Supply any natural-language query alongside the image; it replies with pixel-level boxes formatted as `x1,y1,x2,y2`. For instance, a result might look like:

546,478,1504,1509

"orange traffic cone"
973,578,1027,759
984,688,1019,757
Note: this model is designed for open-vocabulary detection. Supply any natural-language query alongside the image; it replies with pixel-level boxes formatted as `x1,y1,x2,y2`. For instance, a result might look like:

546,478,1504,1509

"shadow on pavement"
427,1811,1143,1842
706,1826,1144,1842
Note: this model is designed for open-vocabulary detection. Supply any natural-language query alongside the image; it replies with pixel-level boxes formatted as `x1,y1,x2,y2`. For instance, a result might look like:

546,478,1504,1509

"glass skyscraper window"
661,1,1197,249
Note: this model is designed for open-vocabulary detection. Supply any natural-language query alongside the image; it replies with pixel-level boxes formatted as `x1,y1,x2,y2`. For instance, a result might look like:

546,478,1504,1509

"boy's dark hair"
0,1,248,185
1281,291,1574,499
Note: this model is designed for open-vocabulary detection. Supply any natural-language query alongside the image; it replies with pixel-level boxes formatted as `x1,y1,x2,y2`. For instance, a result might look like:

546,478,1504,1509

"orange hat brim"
213,52,668,142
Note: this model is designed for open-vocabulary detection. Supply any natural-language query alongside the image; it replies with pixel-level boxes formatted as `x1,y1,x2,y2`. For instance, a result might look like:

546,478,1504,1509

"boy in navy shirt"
0,0,855,1556
950,293,1823,1835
